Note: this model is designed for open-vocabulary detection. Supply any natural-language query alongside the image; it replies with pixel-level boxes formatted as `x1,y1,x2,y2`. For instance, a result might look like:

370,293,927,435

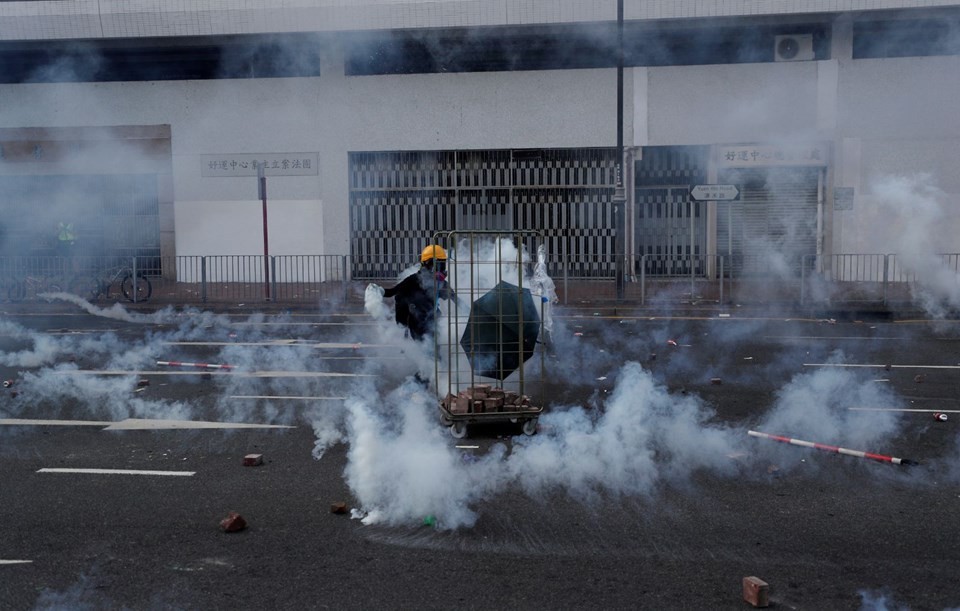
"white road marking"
162,341,392,349
1,418,294,430
766,336,895,340
228,395,345,401
0,560,33,565
804,363,960,370
849,407,960,413
102,418,295,430
53,370,373,378
0,419,112,427
455,445,480,449
38,468,195,476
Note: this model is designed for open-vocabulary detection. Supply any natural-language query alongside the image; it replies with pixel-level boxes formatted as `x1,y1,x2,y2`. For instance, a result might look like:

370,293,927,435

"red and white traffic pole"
748,430,919,466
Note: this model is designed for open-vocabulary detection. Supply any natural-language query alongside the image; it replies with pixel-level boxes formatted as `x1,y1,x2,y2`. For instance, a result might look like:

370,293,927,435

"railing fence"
0,252,956,308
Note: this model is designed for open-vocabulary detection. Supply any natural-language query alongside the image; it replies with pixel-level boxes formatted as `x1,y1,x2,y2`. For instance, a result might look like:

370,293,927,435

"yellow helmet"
420,244,447,263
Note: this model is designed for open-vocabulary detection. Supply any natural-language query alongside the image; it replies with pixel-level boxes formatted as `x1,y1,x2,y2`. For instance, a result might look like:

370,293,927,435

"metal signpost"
689,184,741,296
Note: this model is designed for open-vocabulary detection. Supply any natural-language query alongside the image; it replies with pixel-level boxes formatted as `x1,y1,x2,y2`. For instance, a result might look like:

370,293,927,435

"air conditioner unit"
774,34,815,62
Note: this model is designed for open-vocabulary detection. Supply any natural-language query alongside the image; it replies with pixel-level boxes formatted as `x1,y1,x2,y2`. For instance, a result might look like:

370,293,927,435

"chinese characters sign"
717,144,828,167
201,153,319,177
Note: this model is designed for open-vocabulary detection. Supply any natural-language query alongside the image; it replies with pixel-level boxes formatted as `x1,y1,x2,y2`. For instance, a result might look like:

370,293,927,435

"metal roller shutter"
717,167,820,276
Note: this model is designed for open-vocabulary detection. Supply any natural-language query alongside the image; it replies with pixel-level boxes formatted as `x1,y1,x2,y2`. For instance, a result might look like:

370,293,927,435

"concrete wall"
2,35,959,258
3,0,957,40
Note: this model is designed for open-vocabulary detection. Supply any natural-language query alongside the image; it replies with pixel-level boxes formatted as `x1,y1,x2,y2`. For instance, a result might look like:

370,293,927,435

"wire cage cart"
434,230,550,439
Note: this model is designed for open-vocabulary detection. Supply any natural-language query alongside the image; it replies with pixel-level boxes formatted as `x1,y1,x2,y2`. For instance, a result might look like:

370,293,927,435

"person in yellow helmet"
378,243,457,341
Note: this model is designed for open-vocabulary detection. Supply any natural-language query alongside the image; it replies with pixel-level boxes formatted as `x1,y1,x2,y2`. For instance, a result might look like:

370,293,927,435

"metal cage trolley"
434,230,547,439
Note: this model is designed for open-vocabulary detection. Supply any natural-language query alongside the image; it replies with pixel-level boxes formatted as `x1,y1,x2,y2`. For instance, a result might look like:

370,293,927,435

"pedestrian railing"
0,252,956,309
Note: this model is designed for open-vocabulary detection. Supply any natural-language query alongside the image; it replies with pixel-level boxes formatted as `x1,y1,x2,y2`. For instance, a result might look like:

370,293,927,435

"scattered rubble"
742,576,769,608
219,511,247,533
441,385,531,414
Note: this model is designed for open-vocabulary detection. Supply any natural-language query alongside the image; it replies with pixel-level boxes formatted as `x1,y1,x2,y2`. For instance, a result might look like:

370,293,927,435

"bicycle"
6,273,66,302
73,265,152,303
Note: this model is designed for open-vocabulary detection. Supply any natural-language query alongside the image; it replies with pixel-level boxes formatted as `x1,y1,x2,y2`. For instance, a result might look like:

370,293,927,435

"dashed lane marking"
228,395,345,401
849,407,960,413
162,341,392,348
53,370,373,378
102,418,295,430
804,363,960,370
0,419,112,427
0,560,33,565
1,418,295,430
38,468,195,476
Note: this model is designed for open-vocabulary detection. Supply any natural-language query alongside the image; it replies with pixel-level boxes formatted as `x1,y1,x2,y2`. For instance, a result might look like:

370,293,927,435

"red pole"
258,165,271,300
748,430,919,466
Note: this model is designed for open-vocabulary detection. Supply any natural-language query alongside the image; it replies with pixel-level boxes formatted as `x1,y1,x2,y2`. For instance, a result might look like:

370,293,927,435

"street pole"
614,0,626,299
258,162,271,300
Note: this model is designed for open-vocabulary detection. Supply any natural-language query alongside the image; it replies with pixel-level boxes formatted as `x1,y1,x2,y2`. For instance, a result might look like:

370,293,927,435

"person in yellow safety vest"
57,221,76,261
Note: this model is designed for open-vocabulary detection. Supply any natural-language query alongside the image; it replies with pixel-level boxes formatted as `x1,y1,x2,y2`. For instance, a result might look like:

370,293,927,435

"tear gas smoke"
858,588,909,611
857,174,960,317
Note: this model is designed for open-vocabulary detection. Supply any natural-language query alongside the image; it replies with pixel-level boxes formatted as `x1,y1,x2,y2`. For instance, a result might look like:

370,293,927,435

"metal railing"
0,252,956,309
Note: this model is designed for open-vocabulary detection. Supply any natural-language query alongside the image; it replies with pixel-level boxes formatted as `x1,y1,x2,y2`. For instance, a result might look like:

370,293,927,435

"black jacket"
383,267,456,340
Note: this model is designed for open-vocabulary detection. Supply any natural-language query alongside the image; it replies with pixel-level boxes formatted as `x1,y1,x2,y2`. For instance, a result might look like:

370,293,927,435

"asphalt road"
1,304,960,610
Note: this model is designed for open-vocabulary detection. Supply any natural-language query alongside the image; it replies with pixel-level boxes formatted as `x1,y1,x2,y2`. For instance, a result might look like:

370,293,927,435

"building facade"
0,0,958,282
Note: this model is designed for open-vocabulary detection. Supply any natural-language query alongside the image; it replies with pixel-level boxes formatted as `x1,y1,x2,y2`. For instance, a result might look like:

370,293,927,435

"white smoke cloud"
858,174,960,317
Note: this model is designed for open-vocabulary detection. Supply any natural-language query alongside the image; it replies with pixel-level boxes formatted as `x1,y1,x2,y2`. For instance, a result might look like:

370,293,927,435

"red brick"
483,397,503,412
742,576,769,608
219,511,246,533
331,502,348,515
452,395,469,414
243,454,263,466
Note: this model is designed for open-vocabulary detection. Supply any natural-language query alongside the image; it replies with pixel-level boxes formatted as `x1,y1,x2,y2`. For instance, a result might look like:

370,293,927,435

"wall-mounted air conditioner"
774,34,815,62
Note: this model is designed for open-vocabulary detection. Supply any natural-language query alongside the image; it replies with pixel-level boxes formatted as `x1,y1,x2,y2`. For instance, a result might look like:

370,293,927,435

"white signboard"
201,153,319,177
717,144,828,167
834,187,854,211
690,184,740,201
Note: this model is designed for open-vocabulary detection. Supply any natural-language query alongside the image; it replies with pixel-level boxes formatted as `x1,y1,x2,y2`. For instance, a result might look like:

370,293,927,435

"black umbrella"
459,280,540,380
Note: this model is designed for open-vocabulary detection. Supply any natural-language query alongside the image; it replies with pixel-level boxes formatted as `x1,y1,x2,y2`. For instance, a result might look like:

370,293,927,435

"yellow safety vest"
58,222,75,242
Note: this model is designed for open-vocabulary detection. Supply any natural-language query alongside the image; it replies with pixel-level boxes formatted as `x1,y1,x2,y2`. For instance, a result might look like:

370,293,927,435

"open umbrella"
459,280,540,380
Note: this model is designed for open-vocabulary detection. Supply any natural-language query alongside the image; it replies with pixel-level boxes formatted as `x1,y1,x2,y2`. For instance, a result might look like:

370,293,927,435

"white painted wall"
2,46,960,258
834,55,960,255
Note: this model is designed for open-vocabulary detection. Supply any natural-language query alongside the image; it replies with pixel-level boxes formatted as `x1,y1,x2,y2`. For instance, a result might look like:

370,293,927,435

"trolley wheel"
450,421,468,439
440,413,452,427
121,274,152,302
521,418,538,436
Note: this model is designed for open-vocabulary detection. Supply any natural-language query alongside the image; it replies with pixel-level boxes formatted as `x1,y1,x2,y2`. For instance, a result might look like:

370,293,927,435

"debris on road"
934,412,948,422
710,377,722,385
748,430,919,466
243,454,263,466
331,502,348,515
667,339,678,346
742,576,769,608
219,511,247,533
914,374,926,383
136,379,150,387
2,380,13,388
423,515,437,527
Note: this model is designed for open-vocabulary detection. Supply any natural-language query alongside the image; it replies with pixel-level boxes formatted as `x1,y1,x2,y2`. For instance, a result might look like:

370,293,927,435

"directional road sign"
690,184,740,201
